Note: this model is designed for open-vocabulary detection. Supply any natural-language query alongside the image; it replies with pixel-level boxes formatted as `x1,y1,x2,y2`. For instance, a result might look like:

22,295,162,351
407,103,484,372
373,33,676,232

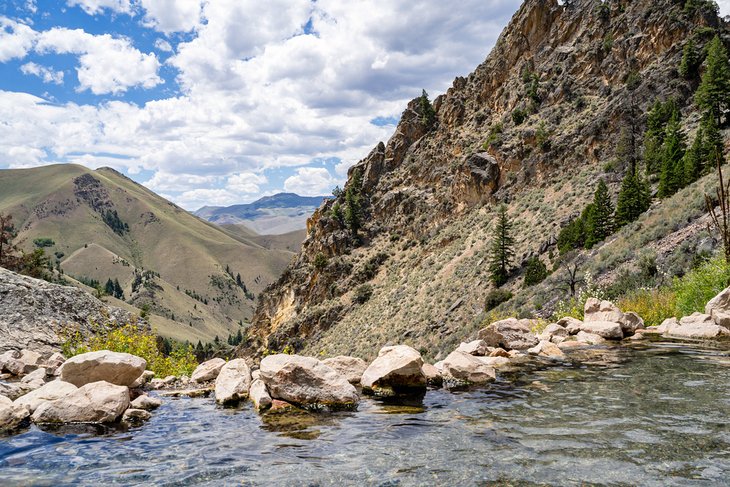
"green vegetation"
418,89,437,130
617,288,677,327
104,278,124,299
62,323,198,378
344,169,363,238
33,237,55,248
484,288,513,311
615,166,651,227
313,252,328,270
658,114,687,197
511,108,527,125
488,205,515,287
523,256,548,287
695,35,730,124
354,284,373,304
102,209,129,235
680,38,701,79
673,255,730,316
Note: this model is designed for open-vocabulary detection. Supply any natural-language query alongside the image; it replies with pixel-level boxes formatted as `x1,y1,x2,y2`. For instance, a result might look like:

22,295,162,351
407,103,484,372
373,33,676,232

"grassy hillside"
0,164,295,344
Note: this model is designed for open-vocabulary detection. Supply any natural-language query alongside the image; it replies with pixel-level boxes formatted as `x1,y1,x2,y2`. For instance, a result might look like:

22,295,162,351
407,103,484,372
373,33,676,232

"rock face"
0,395,29,432
191,358,226,383
14,380,77,413
440,351,496,384
32,381,130,424
360,345,426,396
259,354,359,410
322,356,368,385
478,319,539,350
60,351,146,387
0,267,140,355
706,287,730,328
214,359,252,404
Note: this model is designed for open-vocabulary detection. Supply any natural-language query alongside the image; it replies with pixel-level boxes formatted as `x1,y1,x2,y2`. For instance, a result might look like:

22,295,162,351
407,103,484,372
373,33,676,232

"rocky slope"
0,267,140,354
242,0,729,360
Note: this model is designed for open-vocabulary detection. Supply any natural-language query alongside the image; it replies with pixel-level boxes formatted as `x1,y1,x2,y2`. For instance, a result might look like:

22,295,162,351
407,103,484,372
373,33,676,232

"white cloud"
138,0,202,34
719,1,730,16
144,172,218,192
174,188,240,209
20,62,64,84
284,167,337,196
154,38,173,52
66,0,133,15
0,17,37,62
227,172,268,194
36,28,162,94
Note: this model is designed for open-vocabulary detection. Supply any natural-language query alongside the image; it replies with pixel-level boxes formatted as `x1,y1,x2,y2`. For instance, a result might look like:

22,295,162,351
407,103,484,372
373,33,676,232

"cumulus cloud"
284,167,337,196
20,62,64,84
0,17,37,62
174,188,240,210
35,28,162,94
138,0,202,34
66,0,134,15
154,38,173,52
227,172,268,194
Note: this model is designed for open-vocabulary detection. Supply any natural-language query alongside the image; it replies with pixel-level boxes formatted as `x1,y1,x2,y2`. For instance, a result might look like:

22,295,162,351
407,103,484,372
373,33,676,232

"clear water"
1,340,729,486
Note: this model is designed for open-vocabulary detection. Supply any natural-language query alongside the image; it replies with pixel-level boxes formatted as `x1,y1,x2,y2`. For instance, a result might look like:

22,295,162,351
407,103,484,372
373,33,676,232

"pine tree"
615,167,652,227
104,278,114,296
523,256,548,287
695,35,730,124
113,278,123,299
679,38,701,79
702,111,726,171
585,180,614,247
644,99,679,175
557,216,586,255
236,329,243,345
418,89,437,130
344,169,363,238
488,205,515,287
683,126,705,186
658,114,686,197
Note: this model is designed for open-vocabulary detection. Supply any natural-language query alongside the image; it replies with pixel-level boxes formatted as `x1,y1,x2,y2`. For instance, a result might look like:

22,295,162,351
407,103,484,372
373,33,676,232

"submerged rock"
32,381,129,424
191,358,226,383
259,354,358,410
477,318,539,350
361,345,426,396
13,380,77,413
60,350,146,387
440,351,496,384
322,356,368,385
122,408,152,424
215,359,252,404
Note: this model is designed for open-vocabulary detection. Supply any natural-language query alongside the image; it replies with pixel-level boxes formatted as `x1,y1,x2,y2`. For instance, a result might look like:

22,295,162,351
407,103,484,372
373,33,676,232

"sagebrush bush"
62,324,198,378
617,288,677,327
673,256,730,316
484,288,513,311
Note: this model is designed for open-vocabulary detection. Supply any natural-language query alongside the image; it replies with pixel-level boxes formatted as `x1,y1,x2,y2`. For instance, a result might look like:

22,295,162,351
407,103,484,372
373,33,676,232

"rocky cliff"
242,0,729,360
0,267,141,354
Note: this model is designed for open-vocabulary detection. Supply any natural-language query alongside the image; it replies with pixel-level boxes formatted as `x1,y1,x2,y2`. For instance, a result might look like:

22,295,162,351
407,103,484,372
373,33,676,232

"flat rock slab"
60,351,146,387
579,321,623,340
14,380,77,413
32,381,129,424
159,388,212,398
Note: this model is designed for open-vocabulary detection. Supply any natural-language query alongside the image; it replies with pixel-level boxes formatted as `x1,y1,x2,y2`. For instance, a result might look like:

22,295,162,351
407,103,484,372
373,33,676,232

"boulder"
558,339,585,349
579,321,623,340
159,388,211,398
575,331,606,345
122,408,152,423
665,313,730,339
360,345,426,396
259,354,358,410
538,323,568,343
477,318,539,350
440,351,496,384
60,350,146,387
130,394,162,411
421,363,443,387
251,369,261,381
322,356,368,385
131,370,156,388
21,367,47,384
489,348,510,358
705,286,730,328
0,395,29,432
654,317,679,333
475,356,511,367
214,359,252,404
557,316,583,335
43,352,66,374
527,340,566,360
32,381,130,424
619,312,645,336
0,381,32,401
249,379,272,411
455,340,490,356
14,380,77,413
584,298,624,323
191,358,226,383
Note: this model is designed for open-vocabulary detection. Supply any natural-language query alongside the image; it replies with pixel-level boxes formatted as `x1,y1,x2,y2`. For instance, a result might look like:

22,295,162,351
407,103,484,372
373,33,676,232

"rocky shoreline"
1,288,729,435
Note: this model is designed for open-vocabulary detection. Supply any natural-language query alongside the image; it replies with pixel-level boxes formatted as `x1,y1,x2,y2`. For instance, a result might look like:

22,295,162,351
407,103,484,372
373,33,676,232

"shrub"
313,252,328,270
673,255,730,316
354,284,373,304
62,323,198,378
484,288,513,311
617,288,677,327
523,256,548,287
512,108,527,125
33,237,55,248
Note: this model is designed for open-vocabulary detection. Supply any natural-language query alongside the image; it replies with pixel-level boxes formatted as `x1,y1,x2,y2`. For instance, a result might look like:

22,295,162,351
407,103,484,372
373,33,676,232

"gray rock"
527,340,566,359
123,408,152,423
440,351,496,384
0,395,29,432
14,380,77,413
579,321,624,339
575,331,606,345
619,312,645,336
0,381,32,401
538,323,569,343
191,358,226,383
665,313,730,339
477,318,539,350
249,379,272,412
421,363,443,387
21,368,47,384
705,286,730,328
455,340,490,356
557,316,583,335
130,394,162,410
215,359,252,404
584,298,624,323
60,350,146,387
32,381,130,424
322,356,368,385
361,345,426,396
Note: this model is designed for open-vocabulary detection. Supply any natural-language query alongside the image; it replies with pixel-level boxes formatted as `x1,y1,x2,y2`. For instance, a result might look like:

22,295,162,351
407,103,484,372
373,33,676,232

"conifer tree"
104,278,115,296
643,99,679,175
615,167,651,227
695,35,730,124
585,180,614,247
418,89,437,130
679,38,701,79
683,125,705,186
488,205,515,287
344,169,363,238
658,114,686,197
236,329,243,345
702,111,726,170
113,278,124,299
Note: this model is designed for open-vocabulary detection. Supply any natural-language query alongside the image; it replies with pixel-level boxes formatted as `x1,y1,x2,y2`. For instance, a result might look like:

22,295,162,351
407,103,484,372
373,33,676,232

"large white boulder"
32,381,130,424
360,345,426,396
665,313,730,339
322,356,368,385
249,379,272,412
14,380,77,413
0,395,30,432
439,351,496,384
706,287,730,328
584,298,624,323
259,354,358,410
214,359,252,404
60,350,146,387
191,358,226,383
477,318,539,350
579,321,624,339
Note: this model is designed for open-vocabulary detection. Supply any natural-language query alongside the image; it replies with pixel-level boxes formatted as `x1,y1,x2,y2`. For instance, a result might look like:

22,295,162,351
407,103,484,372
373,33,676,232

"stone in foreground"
32,381,130,424
478,318,539,350
14,380,77,413
259,354,359,410
579,321,624,340
527,340,566,360
440,351,496,384
705,286,730,328
191,358,226,383
249,379,272,412
130,394,162,411
322,356,368,385
215,359,252,404
665,313,730,339
122,408,152,423
60,350,146,387
360,345,426,396
0,395,29,432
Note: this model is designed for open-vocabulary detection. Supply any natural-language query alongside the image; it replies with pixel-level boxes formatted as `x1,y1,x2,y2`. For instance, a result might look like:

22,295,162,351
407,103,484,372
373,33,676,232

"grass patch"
673,256,730,317
617,288,676,327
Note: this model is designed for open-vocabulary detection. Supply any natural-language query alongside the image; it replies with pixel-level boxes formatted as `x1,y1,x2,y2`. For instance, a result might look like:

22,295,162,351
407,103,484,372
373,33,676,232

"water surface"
1,340,729,486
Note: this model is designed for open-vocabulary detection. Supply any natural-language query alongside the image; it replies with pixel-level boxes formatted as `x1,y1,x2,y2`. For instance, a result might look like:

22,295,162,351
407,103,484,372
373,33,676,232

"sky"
1,1,728,210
